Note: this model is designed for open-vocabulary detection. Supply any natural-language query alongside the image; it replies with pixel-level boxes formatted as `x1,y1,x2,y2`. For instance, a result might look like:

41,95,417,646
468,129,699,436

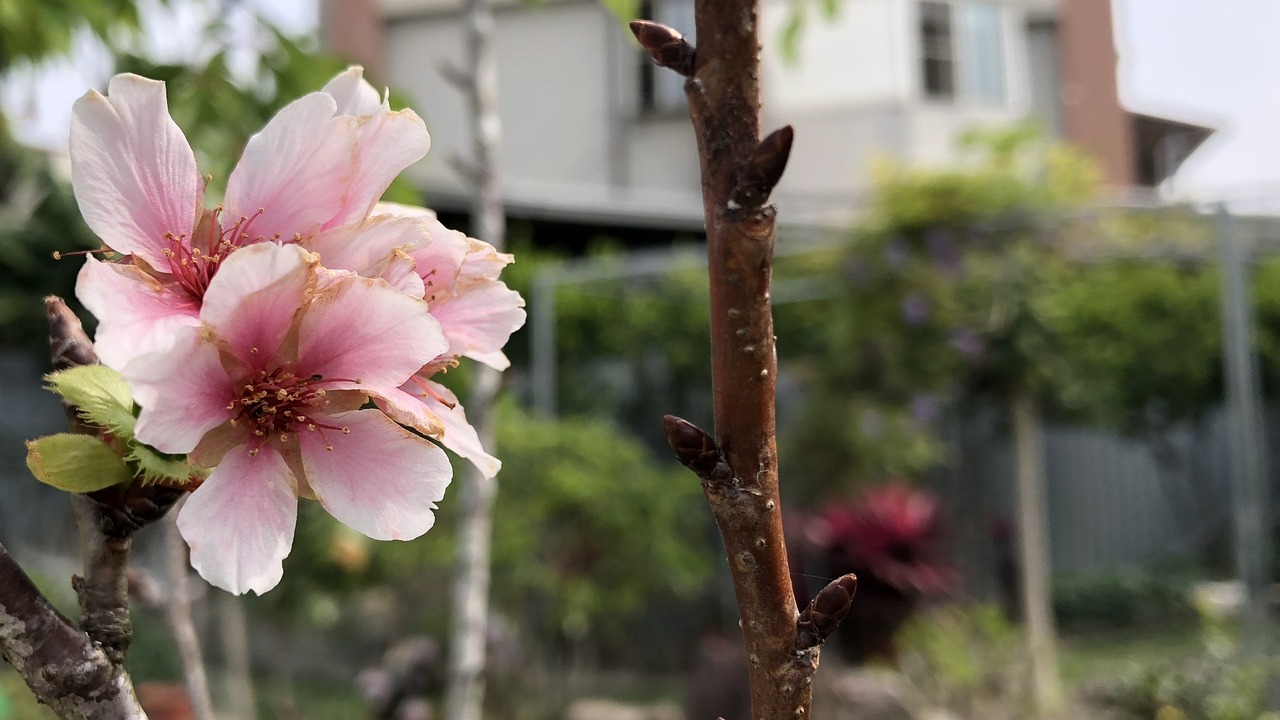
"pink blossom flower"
72,67,429,369
367,204,526,478
126,243,451,595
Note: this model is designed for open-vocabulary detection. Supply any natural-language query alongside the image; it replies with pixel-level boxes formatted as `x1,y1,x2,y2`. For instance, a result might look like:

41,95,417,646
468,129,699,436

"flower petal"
305,214,427,277
420,381,501,478
70,74,200,267
408,221,470,300
199,243,315,368
76,255,201,370
321,68,431,228
299,409,451,540
128,327,236,454
371,385,445,438
322,66,381,116
224,92,357,242
430,281,526,363
178,444,298,595
297,275,447,391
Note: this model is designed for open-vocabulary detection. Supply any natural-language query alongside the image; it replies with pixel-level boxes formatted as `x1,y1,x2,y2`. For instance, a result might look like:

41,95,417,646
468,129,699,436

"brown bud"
796,573,857,650
630,20,697,78
45,296,97,371
732,126,795,209
663,415,734,485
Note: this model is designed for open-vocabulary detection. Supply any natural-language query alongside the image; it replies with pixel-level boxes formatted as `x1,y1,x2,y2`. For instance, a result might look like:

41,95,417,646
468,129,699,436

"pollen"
163,207,269,300
231,366,343,445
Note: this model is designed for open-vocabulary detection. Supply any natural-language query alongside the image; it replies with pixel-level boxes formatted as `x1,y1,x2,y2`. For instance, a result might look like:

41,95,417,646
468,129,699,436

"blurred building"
322,0,1214,234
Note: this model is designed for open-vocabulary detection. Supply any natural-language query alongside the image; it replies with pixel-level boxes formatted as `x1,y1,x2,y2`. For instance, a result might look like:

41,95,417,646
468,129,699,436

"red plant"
822,482,956,597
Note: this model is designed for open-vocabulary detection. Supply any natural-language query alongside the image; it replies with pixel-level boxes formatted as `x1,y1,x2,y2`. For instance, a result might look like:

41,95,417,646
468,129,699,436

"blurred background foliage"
4,2,1280,718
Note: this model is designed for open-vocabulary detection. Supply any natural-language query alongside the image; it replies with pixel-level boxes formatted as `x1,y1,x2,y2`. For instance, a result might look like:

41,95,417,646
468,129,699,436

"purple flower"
901,293,929,326
911,394,939,426
885,237,909,270
949,326,984,363
926,227,961,276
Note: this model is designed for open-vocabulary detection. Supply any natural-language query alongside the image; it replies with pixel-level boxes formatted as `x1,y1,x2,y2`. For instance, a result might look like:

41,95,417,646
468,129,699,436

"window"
639,0,695,114
921,1,956,99
919,1,1007,106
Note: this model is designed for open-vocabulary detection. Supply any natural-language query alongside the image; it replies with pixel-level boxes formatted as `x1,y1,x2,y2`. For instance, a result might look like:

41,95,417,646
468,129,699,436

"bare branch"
649,0,849,716
629,20,696,78
0,542,146,718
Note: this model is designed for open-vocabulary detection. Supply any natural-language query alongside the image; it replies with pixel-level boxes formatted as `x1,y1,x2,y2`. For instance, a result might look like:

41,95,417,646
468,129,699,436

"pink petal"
430,281,527,362
76,255,201,370
177,444,298,595
419,381,501,478
459,241,515,283
379,251,427,299
129,327,236,454
322,66,381,116
463,350,511,371
320,69,431,228
408,221,470,300
305,214,427,277
296,276,447,392
298,409,451,540
224,92,357,242
70,74,200,267
199,243,315,368
371,386,445,437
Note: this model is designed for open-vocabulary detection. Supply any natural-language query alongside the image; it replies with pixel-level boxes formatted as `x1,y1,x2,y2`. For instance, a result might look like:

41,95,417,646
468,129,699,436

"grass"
1059,621,1208,689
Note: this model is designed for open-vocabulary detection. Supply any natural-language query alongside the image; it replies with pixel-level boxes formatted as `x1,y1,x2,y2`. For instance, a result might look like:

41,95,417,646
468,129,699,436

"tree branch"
641,2,851,716
0,542,145,718
0,296,171,716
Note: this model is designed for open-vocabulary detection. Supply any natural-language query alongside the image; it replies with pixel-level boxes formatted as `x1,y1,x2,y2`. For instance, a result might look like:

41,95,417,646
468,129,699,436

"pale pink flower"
367,204,526,478
126,243,451,595
72,68,429,369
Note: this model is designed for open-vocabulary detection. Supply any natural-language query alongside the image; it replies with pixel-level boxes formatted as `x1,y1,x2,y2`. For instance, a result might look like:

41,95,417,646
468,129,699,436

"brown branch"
0,296,171,715
642,2,851,717
0,541,145,718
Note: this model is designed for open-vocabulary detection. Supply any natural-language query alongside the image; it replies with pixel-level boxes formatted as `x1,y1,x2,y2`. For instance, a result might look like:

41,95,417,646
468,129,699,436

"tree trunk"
1011,391,1062,716
442,0,506,717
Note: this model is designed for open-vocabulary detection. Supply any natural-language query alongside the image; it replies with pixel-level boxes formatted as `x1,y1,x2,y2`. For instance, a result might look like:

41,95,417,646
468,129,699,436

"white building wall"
383,0,1043,227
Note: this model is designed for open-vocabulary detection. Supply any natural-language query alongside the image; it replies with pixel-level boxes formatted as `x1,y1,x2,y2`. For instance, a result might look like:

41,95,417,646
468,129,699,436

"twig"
0,296,150,717
0,542,146,718
164,507,217,720
638,3,853,717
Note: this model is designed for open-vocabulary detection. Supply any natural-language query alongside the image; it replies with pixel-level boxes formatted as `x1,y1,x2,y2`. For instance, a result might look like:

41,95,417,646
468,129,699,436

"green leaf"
44,365,136,438
26,434,133,493
128,442,202,485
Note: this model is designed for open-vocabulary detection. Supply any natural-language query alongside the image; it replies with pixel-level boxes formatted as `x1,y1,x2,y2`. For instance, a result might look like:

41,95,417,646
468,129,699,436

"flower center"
228,366,348,453
163,207,276,300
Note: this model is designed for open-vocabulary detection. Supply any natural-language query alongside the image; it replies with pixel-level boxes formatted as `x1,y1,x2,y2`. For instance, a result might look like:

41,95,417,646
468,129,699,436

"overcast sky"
3,0,1278,207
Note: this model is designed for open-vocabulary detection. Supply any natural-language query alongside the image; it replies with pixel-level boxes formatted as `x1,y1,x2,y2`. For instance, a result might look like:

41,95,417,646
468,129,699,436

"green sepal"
25,433,134,493
128,442,205,485
44,366,136,439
